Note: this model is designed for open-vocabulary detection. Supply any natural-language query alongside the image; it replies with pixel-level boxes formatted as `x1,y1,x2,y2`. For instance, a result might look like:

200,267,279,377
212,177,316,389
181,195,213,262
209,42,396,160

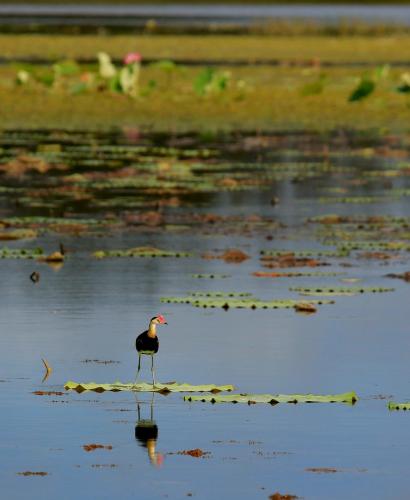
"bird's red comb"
157,314,166,324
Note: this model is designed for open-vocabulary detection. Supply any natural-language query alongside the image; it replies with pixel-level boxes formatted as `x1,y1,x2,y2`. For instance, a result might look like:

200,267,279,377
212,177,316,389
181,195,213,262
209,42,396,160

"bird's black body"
136,330,159,354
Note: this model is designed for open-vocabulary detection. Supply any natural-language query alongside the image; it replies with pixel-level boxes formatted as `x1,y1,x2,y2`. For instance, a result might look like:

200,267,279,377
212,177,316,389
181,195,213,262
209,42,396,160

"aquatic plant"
0,247,43,259
93,247,192,258
388,401,410,411
65,380,234,393
290,286,394,296
184,391,358,405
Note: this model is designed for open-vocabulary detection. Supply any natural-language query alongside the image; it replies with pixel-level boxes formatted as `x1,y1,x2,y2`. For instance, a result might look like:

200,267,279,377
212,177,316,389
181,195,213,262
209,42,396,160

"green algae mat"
184,391,358,405
65,380,234,393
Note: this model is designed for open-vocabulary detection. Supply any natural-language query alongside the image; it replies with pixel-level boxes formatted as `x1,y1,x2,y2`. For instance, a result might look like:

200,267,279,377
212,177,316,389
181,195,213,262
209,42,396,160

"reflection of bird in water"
135,315,167,387
135,395,164,467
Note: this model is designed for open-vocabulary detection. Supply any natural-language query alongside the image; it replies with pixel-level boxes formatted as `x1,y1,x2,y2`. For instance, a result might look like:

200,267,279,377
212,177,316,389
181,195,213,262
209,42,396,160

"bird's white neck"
148,322,157,338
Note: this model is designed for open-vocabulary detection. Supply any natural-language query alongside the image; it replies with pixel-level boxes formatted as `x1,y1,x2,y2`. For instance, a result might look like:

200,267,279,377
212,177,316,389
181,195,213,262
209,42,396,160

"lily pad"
93,247,192,258
0,247,43,259
191,274,231,279
65,380,234,393
387,401,410,411
184,391,358,405
161,296,335,309
290,286,394,296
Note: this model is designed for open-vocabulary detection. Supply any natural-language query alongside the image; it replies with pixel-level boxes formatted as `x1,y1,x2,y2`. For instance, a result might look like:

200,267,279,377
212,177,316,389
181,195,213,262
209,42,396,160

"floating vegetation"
161,293,335,309
191,274,230,279
260,253,330,269
260,249,348,258
387,401,410,411
252,271,344,278
65,380,234,393
189,292,252,298
385,272,410,282
290,286,394,296
319,196,387,204
335,241,410,252
93,247,192,259
184,391,358,405
0,247,43,259
0,229,37,240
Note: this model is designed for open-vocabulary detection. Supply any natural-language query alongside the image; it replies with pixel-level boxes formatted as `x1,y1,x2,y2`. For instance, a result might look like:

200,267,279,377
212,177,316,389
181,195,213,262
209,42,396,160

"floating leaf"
65,380,234,393
184,391,358,405
161,296,334,309
189,292,252,298
0,247,43,259
253,271,343,278
261,249,347,258
388,401,410,411
191,274,230,279
290,286,394,296
93,247,192,258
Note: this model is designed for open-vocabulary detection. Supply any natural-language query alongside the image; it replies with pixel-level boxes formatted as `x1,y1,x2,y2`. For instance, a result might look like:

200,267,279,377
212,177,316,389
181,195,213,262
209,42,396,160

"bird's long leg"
134,354,142,387
151,355,156,388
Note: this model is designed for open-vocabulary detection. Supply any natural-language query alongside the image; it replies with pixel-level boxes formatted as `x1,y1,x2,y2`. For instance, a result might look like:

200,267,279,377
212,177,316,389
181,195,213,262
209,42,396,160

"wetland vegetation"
1,6,410,500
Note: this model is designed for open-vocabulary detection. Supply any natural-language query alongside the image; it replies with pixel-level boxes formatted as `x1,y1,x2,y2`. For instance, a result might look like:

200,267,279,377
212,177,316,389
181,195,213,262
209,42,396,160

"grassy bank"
2,34,410,63
0,64,409,132
0,34,409,132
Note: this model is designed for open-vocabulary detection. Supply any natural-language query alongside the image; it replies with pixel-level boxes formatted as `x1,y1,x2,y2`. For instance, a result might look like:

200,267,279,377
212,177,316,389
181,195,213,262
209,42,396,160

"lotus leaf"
0,247,43,259
260,249,347,258
290,286,394,296
191,274,231,279
184,391,358,405
93,247,192,258
161,296,335,309
388,401,410,411
65,380,234,393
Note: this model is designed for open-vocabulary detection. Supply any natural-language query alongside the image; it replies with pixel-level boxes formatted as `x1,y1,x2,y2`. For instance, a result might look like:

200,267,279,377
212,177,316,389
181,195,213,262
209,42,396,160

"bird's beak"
163,321,168,325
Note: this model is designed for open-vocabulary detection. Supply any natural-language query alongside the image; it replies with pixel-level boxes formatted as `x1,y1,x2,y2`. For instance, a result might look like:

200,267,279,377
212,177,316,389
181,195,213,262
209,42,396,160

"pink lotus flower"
124,52,142,65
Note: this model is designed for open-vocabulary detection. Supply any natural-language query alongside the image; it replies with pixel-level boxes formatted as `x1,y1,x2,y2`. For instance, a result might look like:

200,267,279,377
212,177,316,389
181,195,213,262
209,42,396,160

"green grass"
2,34,410,62
0,34,409,132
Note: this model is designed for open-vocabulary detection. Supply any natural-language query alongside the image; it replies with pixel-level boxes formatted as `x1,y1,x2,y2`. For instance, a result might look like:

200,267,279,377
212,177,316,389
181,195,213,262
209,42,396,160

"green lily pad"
191,274,231,279
184,391,358,405
260,249,347,258
190,292,252,298
161,296,335,309
93,247,192,258
290,286,394,296
0,247,43,259
65,380,234,393
387,401,410,411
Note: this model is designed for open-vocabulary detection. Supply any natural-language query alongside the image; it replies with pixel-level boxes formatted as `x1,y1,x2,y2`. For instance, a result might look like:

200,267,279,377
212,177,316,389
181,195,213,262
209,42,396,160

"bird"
134,314,167,387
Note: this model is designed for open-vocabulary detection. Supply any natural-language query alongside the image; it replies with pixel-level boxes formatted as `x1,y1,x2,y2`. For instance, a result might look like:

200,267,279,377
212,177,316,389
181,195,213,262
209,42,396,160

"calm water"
0,130,410,499
1,4,410,27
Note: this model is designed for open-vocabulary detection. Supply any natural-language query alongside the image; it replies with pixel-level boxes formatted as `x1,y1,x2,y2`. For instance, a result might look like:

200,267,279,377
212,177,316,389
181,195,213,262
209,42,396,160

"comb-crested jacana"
134,315,167,387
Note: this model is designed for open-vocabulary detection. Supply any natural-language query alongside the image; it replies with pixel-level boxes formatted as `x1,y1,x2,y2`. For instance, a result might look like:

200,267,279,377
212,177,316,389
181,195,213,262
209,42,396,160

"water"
1,4,410,27
0,130,409,499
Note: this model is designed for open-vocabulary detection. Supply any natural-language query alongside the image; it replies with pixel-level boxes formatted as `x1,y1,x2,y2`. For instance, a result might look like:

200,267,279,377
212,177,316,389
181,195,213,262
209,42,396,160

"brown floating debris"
385,271,410,282
305,467,338,474
261,253,328,268
33,391,64,396
17,471,48,476
202,249,249,263
44,251,65,263
171,448,210,458
294,302,317,314
82,444,113,452
269,493,299,500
